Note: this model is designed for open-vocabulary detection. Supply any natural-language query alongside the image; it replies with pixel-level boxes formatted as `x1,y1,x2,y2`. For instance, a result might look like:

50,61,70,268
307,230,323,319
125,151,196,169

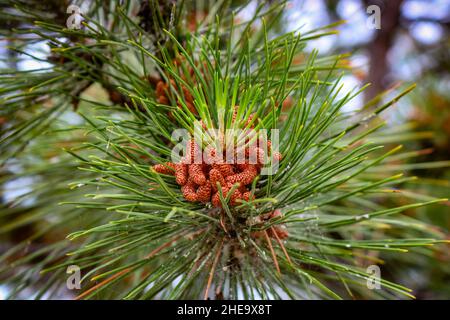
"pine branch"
0,0,448,300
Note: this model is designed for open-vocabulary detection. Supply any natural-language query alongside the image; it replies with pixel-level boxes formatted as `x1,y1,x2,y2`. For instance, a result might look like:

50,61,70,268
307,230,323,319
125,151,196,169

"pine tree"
0,0,448,300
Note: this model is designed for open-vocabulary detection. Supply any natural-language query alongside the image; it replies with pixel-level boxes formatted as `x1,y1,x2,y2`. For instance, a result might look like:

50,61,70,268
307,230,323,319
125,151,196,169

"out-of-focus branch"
364,0,404,102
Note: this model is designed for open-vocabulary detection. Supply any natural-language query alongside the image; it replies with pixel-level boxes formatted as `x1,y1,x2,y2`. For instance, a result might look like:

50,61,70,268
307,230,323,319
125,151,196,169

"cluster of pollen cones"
154,57,202,116
155,78,197,115
153,136,282,208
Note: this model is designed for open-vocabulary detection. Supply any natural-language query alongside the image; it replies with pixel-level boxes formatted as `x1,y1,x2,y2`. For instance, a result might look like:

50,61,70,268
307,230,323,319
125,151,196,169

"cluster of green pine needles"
0,0,448,300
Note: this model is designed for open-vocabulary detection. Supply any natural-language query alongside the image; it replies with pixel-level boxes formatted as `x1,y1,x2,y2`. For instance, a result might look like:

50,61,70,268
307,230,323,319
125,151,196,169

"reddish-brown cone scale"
196,183,212,203
250,209,289,240
155,76,195,114
226,164,258,186
154,57,205,116
153,163,176,175
175,163,188,186
181,178,197,202
189,164,207,185
209,168,225,192
212,163,234,177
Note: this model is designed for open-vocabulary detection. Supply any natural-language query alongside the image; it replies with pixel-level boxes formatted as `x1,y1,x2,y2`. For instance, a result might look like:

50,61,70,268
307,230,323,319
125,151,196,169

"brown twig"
263,230,280,275
219,211,228,234
74,267,131,300
271,226,292,266
204,237,225,300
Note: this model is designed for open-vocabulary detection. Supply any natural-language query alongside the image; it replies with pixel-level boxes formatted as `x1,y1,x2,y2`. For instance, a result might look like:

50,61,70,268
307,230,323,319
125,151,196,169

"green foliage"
0,0,448,299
